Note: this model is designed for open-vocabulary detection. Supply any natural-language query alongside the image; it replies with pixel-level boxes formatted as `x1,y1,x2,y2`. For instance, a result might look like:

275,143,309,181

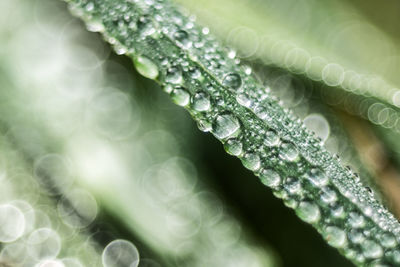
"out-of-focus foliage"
1,0,400,266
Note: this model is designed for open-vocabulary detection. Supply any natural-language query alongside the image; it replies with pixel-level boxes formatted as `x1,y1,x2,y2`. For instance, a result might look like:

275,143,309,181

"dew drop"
348,229,364,244
254,105,270,121
191,92,211,111
224,139,243,156
165,66,183,84
222,73,242,90
264,130,280,146
323,226,347,248
361,240,383,259
296,201,320,223
284,177,301,194
347,212,365,228
306,168,328,186
86,21,105,32
133,56,159,79
173,30,192,49
197,119,212,132
102,239,140,267
171,87,190,106
236,93,252,108
380,232,397,248
241,153,261,171
212,113,240,139
279,142,299,162
260,169,281,188
137,15,156,37
320,186,337,204
331,204,345,218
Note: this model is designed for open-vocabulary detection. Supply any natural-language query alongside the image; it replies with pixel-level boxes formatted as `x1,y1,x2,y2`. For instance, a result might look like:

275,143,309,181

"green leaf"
65,0,400,265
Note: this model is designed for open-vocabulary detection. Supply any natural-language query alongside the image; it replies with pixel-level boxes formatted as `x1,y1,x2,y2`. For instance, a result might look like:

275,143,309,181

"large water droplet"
284,177,301,194
241,153,261,171
348,229,364,244
259,169,281,188
380,233,397,248
165,66,183,84
212,113,240,139
171,87,190,106
224,139,243,156
279,142,299,162
361,240,383,259
222,73,242,90
323,226,347,248
320,186,337,204
347,212,365,228
134,56,159,79
306,168,328,186
264,130,280,146
173,30,192,49
236,93,252,107
331,204,345,218
191,92,211,111
296,201,320,223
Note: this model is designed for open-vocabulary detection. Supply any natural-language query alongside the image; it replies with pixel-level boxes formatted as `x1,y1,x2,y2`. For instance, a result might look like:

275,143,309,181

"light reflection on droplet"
102,239,139,267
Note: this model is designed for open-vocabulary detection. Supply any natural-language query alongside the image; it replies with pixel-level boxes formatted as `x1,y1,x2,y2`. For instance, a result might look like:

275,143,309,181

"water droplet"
189,67,201,79
296,201,320,223
361,240,383,259
236,93,252,107
165,66,183,84
254,105,271,121
306,168,328,186
137,15,156,37
323,226,347,248
348,229,364,244
284,177,301,194
279,142,299,162
197,119,212,132
191,92,211,111
241,153,261,171
212,113,240,139
171,87,190,106
258,170,281,192
222,73,242,90
134,56,159,79
380,232,397,248
102,239,139,267
224,139,243,156
347,212,365,228
86,21,105,32
331,204,344,218
320,186,337,204
173,30,192,49
264,130,280,146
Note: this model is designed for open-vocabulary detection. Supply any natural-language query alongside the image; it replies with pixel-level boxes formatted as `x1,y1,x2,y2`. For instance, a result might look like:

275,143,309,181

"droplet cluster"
67,0,400,265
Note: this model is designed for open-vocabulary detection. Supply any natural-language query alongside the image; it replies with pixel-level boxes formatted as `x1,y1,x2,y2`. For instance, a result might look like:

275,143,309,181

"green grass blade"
65,0,400,265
